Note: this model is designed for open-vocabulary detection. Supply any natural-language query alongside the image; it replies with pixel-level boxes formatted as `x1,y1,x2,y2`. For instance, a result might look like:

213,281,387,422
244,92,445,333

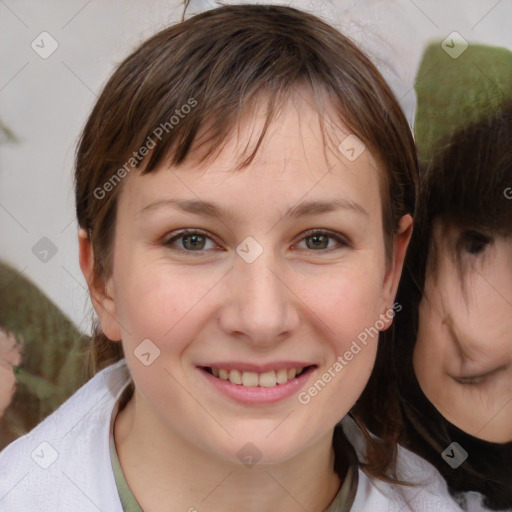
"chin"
218,432,309,467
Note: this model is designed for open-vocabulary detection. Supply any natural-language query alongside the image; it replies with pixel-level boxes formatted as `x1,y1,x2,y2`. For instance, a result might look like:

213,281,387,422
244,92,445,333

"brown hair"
396,100,512,377
74,4,418,487
394,100,512,510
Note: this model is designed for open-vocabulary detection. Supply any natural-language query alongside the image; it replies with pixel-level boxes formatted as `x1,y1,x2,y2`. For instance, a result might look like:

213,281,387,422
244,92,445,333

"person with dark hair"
396,101,512,512
0,5,463,511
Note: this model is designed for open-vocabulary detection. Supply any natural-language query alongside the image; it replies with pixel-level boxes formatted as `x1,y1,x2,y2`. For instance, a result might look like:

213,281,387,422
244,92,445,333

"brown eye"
459,230,492,255
164,230,217,252
182,234,206,250
296,230,350,251
306,233,330,250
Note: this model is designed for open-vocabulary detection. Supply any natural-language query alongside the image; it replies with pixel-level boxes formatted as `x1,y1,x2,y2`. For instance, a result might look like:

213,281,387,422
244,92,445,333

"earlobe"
78,229,122,341
78,228,93,283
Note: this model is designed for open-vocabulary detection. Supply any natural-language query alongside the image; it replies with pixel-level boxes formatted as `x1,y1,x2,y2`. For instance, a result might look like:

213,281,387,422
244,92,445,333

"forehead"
118,95,384,221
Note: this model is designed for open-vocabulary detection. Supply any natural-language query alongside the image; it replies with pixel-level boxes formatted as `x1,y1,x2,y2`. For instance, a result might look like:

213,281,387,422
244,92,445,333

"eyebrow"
138,198,369,220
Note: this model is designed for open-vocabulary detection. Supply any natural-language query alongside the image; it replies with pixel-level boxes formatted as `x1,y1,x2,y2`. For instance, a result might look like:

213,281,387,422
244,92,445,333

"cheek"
303,264,386,352
425,261,467,326
441,273,511,340
112,255,217,351
413,336,436,384
301,287,381,426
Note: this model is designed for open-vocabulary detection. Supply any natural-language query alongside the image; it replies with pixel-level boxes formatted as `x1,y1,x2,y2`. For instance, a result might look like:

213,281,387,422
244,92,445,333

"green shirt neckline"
109,396,357,512
109,415,144,512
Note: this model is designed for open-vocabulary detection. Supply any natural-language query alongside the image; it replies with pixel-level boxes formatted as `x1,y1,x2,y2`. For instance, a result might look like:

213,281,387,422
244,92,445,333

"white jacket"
0,360,472,511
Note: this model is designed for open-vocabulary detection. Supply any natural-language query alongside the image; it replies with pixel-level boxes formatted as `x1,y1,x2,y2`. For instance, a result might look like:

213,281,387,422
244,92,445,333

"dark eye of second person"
460,230,492,255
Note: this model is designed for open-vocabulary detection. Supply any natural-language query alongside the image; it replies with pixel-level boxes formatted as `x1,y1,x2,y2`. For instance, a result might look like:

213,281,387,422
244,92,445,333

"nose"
218,248,300,346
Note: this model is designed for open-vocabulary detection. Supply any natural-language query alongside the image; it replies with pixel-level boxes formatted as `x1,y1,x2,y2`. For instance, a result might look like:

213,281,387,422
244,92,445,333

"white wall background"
1,0,510,335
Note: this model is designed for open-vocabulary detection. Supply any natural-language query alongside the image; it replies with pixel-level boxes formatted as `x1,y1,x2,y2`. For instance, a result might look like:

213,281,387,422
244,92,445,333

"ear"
379,214,413,330
78,229,122,341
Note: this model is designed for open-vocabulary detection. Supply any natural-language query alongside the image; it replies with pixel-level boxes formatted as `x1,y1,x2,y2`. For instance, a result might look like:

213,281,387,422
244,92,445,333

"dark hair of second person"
394,100,512,511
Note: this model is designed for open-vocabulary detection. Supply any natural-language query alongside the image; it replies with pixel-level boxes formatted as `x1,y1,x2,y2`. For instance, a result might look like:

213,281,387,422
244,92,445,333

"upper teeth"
211,367,304,387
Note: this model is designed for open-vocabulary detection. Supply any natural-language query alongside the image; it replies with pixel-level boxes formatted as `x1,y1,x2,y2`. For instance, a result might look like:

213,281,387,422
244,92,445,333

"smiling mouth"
202,366,315,387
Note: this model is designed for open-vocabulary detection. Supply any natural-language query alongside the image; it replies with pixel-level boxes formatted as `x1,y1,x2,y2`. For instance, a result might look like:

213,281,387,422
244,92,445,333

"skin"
0,330,22,418
414,222,512,443
79,94,412,512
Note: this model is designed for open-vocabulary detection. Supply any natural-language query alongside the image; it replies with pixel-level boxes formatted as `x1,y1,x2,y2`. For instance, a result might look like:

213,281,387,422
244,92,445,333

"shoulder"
0,359,131,512
339,414,467,511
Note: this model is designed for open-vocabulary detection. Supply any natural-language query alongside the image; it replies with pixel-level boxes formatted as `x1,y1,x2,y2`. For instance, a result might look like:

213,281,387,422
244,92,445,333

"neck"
114,392,344,512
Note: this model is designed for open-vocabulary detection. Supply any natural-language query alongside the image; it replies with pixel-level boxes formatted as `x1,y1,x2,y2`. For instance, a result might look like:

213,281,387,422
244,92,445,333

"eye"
458,230,492,255
295,230,350,251
163,229,218,252
452,375,485,386
452,365,507,386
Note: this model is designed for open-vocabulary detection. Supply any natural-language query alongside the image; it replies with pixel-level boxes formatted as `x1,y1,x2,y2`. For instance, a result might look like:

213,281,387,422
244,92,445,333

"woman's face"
86,95,411,465
414,222,512,442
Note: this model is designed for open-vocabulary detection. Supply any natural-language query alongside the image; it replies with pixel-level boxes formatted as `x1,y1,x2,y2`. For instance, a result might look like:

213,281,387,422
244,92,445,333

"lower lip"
198,367,315,405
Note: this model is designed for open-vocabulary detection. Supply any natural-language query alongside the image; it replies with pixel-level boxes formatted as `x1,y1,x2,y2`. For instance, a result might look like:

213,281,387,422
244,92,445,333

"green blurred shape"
0,261,91,447
414,42,512,169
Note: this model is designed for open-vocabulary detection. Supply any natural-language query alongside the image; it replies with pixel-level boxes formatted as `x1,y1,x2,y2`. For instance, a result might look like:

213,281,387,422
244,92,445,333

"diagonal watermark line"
60,265,89,292
163,267,233,338
62,388,114,438
201,471,233,502
471,265,512,311
0,62,29,92
163,367,234,438
475,394,512,437
397,60,440,105
470,60,508,100
0,265,28,295
416,60,441,85
59,218,76,233
61,471,104,511
265,470,308,511
61,61,97,96
61,0,92,29
471,0,502,29
265,410,294,438
397,468,440,512
406,0,439,28
0,0,28,28
0,472,29,504
0,201,29,233
266,266,337,335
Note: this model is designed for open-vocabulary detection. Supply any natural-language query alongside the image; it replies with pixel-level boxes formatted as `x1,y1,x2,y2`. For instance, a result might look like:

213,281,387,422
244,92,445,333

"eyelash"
454,365,507,386
453,376,485,386
162,228,350,254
